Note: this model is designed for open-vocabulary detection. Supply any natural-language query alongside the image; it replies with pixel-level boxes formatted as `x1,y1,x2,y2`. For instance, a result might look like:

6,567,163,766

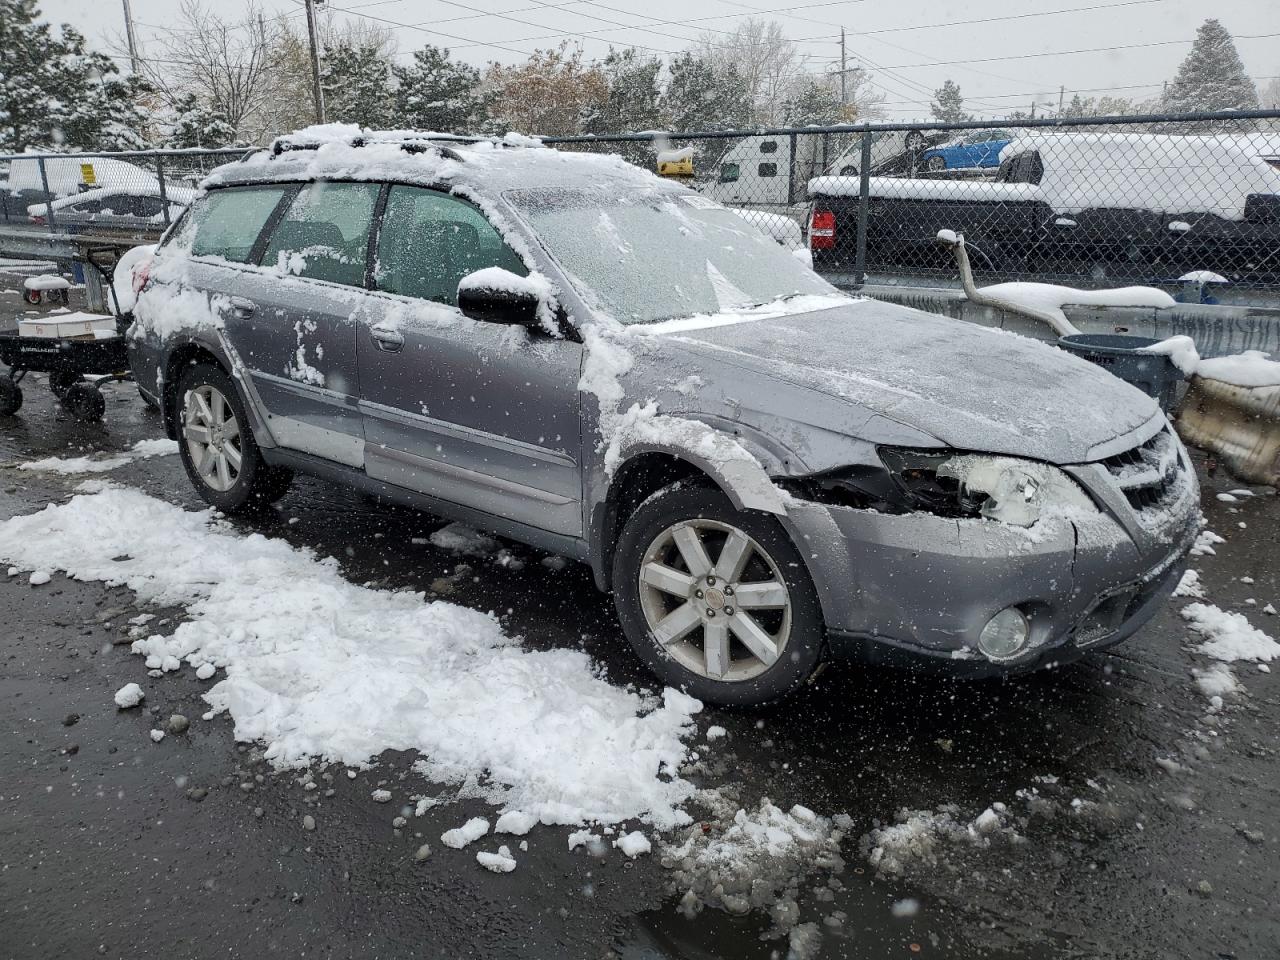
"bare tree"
1262,76,1280,110
840,66,886,121
484,43,608,136
122,1,277,144
698,20,807,126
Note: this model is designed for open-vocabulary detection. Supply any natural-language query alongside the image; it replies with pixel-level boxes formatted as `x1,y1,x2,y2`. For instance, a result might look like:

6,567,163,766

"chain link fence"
0,148,244,234
545,110,1280,304
3,111,1278,304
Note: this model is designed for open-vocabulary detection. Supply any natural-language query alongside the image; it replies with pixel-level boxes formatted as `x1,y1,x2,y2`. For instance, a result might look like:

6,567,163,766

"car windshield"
506,187,835,325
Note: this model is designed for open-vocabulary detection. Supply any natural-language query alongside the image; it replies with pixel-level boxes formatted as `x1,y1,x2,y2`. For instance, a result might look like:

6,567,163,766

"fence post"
36,156,56,233
156,155,171,226
853,129,872,287
786,132,797,206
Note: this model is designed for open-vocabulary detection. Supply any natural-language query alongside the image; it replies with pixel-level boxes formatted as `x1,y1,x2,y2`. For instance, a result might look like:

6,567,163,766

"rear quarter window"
163,185,292,263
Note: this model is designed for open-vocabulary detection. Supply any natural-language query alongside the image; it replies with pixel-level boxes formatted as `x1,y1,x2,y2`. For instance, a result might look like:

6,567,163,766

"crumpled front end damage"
778,425,1201,676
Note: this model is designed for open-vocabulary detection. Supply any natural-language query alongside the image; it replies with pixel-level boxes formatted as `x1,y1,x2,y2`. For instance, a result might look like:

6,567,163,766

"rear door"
356,185,584,536
227,180,383,467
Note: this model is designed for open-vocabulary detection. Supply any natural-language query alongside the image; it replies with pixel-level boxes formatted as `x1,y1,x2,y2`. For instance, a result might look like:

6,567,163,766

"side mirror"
457,268,551,329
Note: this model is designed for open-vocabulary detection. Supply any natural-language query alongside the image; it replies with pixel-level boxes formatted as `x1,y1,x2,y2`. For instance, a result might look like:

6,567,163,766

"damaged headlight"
790,448,1097,527
933,454,1096,527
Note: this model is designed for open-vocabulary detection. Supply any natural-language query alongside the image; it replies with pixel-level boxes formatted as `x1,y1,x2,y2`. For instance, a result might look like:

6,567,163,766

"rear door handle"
229,296,255,318
371,326,404,353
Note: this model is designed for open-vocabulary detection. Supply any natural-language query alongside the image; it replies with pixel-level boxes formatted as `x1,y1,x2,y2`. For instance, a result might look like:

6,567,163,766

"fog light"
978,607,1030,661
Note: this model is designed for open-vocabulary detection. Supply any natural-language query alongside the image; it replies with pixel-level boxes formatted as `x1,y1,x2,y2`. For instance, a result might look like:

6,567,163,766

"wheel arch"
588,438,789,592
160,339,229,440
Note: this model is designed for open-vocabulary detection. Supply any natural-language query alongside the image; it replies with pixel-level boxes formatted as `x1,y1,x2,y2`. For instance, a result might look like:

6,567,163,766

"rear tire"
612,485,824,707
925,155,947,172
0,379,22,416
175,363,292,513
62,382,105,421
50,370,81,399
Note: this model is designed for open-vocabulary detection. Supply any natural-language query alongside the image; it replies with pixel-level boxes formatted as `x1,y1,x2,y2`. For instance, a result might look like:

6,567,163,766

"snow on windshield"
507,188,835,325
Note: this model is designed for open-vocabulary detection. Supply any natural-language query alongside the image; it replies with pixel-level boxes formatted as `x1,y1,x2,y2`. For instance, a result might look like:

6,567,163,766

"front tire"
175,363,292,513
612,485,825,707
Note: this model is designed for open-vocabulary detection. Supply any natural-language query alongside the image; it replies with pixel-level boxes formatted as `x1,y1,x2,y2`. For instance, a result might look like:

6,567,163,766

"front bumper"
781,477,1199,677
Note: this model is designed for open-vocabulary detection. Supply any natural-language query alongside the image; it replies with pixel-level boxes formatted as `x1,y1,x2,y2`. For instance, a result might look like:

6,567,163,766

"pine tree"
662,52,752,132
782,76,847,126
930,80,971,124
582,48,663,135
1162,19,1259,124
1,3,154,152
392,45,487,133
165,93,239,148
1,0,82,150
321,38,394,129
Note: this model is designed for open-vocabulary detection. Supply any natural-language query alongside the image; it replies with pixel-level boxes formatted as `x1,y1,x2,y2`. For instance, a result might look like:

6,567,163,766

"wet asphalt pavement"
2,277,1279,960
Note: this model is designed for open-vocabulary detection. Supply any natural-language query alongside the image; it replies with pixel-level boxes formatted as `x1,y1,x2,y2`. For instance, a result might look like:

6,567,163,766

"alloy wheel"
183,384,242,492
637,518,792,682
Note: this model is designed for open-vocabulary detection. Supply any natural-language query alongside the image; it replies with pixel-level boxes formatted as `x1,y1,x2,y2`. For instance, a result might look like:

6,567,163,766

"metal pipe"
35,157,56,233
936,229,1080,337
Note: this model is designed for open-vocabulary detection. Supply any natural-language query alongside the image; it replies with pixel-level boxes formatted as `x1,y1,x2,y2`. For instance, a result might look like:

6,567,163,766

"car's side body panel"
356,292,586,537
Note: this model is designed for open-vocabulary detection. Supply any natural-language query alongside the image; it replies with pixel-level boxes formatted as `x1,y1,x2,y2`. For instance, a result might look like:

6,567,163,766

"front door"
356,185,583,536
226,180,383,468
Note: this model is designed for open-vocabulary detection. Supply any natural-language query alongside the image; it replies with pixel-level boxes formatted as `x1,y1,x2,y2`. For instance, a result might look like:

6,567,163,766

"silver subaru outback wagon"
126,130,1200,707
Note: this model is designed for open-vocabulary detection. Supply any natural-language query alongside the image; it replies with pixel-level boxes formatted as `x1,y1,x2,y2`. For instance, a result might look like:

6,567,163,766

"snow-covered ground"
15,438,178,475
0,485,702,830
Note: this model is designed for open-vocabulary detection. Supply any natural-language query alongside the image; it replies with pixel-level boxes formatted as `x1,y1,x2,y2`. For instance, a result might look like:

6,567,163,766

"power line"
872,33,1280,71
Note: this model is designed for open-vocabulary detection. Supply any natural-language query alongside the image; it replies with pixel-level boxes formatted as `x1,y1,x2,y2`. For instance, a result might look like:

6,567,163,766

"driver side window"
374,187,526,306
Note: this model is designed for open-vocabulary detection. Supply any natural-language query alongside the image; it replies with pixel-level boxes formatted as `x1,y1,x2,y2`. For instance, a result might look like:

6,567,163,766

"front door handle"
371,326,404,353
229,296,255,318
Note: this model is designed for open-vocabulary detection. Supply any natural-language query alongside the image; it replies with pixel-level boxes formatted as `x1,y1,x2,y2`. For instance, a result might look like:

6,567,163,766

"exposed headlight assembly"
934,454,1096,527
789,448,1097,527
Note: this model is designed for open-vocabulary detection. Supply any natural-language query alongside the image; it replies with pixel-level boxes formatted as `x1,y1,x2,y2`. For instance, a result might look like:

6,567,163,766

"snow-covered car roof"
202,124,678,199
997,131,1280,220
812,131,1280,221
3,155,161,195
28,184,199,215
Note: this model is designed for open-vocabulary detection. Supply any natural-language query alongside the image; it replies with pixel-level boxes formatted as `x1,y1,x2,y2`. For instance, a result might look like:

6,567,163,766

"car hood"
651,298,1159,465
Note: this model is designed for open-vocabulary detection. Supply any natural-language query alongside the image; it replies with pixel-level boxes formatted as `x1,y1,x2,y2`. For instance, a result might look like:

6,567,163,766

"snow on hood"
650,299,1160,464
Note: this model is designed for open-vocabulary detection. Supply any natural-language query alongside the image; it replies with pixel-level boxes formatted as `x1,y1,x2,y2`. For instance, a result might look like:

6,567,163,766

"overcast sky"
37,0,1280,118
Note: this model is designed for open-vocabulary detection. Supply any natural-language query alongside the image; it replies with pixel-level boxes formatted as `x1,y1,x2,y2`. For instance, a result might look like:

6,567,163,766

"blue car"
921,131,1013,172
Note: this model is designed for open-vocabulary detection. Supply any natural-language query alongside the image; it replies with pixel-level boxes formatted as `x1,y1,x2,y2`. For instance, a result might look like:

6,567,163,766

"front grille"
1098,427,1182,512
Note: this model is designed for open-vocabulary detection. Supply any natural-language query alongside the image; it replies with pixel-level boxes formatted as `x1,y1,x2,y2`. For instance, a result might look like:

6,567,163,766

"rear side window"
374,186,526,306
164,185,291,262
758,162,777,177
68,198,106,215
261,181,380,288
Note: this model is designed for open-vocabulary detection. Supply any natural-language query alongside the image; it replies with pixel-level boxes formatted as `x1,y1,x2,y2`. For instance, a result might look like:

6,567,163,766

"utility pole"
305,0,326,124
839,28,847,106
1030,101,1036,120
1058,85,1065,116
121,0,139,73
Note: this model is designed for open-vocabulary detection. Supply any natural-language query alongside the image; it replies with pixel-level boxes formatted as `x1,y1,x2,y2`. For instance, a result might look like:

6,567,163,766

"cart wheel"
0,379,22,416
23,290,41,306
63,382,106,422
50,370,82,399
